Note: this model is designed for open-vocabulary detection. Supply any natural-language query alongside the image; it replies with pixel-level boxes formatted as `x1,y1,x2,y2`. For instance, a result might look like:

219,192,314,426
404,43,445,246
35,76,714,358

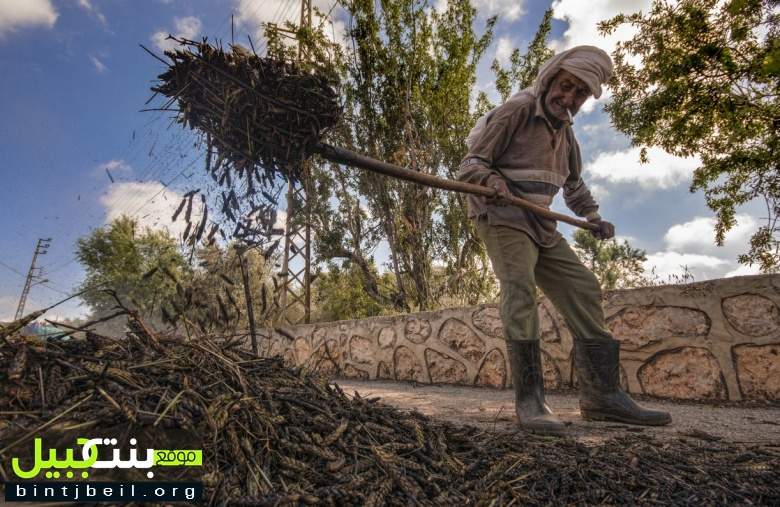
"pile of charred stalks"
149,38,340,185
1,317,778,506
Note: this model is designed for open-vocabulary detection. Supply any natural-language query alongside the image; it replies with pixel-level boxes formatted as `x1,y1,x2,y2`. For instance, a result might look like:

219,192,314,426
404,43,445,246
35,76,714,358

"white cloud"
494,37,514,66
473,0,526,21
724,263,762,278
644,251,730,282
100,181,205,240
274,210,286,231
152,16,202,53
90,55,107,73
101,160,131,172
551,0,648,54
235,0,306,41
1,297,89,323
663,214,759,258
76,0,107,27
586,182,610,201
0,295,19,321
234,0,348,52
0,0,57,37
614,234,637,244
551,0,650,110
323,17,348,53
95,159,132,179
578,95,599,114
644,213,764,282
585,146,700,190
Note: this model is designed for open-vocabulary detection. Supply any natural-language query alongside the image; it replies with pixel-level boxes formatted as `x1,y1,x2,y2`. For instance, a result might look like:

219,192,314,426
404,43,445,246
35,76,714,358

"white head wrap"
465,45,613,149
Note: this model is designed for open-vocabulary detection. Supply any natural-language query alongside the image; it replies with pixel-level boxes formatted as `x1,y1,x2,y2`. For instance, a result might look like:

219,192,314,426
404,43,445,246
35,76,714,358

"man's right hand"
487,178,511,206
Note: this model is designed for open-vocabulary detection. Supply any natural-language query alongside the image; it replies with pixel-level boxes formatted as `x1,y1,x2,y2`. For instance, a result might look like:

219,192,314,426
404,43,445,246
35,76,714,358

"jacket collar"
535,93,565,130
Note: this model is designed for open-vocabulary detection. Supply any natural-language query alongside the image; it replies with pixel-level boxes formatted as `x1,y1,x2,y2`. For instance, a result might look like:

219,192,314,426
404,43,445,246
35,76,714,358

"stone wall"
263,275,780,401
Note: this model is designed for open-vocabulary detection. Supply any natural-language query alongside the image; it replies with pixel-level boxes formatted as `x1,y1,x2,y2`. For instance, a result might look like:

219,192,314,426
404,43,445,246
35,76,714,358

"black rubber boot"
574,338,671,426
506,341,566,434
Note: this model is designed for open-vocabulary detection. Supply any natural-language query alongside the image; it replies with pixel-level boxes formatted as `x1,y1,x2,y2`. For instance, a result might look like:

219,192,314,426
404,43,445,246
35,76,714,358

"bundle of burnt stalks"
149,38,340,185
1,317,778,506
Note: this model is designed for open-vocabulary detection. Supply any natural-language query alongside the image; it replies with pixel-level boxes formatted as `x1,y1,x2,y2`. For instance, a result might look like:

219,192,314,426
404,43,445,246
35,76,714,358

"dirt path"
334,379,780,446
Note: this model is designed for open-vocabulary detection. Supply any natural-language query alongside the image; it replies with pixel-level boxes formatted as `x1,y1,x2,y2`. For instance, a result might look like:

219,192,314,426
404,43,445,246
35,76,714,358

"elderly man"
459,46,671,434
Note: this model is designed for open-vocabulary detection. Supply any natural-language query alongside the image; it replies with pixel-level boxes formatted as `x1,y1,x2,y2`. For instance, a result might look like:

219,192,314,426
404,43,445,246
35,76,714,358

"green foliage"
179,243,281,334
601,0,780,271
76,216,188,317
307,1,560,314
305,0,502,313
262,3,557,317
491,9,555,101
571,229,650,290
313,261,396,321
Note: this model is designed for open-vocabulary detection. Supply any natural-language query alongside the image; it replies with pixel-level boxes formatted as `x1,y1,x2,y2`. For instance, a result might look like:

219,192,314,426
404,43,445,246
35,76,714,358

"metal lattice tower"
14,238,51,320
277,0,314,325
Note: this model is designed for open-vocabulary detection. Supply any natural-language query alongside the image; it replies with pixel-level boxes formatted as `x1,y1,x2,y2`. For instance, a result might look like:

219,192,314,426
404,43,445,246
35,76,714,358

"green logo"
11,437,202,479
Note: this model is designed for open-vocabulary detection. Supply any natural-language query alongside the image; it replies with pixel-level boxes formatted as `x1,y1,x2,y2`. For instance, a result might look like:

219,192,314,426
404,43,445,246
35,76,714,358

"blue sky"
0,0,766,321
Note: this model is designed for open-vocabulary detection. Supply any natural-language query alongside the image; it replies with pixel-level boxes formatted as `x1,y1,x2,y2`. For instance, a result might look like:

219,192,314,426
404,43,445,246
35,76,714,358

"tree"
571,229,650,290
313,0,499,312
491,8,555,101
307,1,559,313
261,2,555,314
312,261,396,322
180,243,282,336
601,0,780,271
76,216,188,317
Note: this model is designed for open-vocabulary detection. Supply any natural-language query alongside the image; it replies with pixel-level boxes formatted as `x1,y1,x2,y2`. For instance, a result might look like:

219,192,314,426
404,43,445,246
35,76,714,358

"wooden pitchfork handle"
315,143,599,232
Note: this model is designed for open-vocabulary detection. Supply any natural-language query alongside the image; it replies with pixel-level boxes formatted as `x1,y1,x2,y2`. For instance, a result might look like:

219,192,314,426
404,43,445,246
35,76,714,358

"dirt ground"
334,379,780,446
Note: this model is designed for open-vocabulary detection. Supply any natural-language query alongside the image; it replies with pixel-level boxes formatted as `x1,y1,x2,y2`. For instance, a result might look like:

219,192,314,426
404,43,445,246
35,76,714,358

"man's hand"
486,177,511,206
589,218,615,240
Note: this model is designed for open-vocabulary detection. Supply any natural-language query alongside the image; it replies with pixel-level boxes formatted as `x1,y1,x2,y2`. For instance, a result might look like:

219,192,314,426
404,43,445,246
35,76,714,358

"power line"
0,259,26,278
16,4,281,291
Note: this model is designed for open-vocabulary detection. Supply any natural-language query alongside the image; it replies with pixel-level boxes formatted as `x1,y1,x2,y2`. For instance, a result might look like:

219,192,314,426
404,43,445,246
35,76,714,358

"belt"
460,156,487,167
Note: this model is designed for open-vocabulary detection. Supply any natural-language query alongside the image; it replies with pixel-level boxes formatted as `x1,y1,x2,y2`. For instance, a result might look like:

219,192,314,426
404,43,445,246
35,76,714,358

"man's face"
543,70,592,123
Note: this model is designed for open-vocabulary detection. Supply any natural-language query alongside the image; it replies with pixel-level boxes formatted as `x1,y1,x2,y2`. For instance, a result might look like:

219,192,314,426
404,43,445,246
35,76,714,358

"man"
458,46,671,434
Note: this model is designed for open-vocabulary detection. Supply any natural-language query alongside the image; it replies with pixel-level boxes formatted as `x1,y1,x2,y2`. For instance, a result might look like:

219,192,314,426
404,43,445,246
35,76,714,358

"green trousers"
475,217,614,343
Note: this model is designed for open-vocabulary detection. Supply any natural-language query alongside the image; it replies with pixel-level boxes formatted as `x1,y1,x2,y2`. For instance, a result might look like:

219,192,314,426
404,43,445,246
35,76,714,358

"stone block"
733,343,780,400
722,294,780,336
394,346,426,382
425,349,468,384
539,303,561,343
292,337,311,364
437,318,486,364
608,306,710,350
313,357,338,375
378,327,396,348
404,317,432,344
472,307,503,338
268,339,283,357
343,364,370,380
541,349,561,390
377,361,392,379
638,347,726,400
476,348,506,387
349,335,375,364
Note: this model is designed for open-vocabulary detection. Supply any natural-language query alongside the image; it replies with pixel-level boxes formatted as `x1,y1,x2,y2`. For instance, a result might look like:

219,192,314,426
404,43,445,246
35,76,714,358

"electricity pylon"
14,238,51,320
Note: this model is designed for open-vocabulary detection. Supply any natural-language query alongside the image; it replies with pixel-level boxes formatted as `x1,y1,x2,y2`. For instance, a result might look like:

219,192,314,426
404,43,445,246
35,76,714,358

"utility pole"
14,238,51,320
276,0,314,326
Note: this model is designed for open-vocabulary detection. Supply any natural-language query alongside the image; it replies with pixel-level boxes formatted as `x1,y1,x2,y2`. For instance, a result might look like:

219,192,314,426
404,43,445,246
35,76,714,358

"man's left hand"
589,218,615,240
